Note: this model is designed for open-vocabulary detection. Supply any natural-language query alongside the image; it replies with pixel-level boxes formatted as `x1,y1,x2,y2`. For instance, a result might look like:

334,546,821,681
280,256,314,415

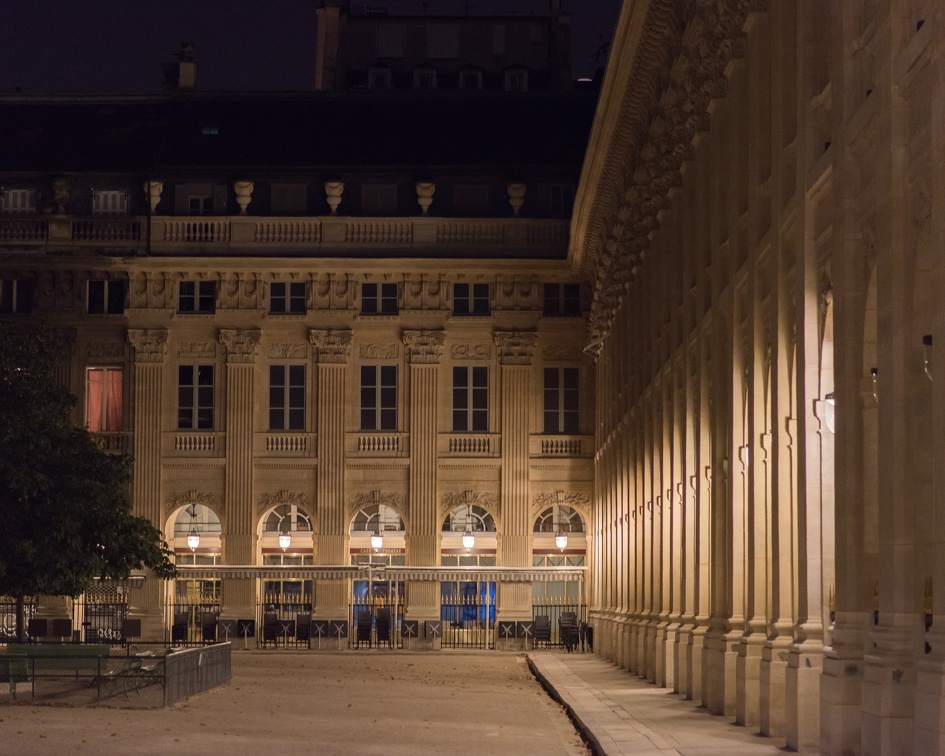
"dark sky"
0,1,621,94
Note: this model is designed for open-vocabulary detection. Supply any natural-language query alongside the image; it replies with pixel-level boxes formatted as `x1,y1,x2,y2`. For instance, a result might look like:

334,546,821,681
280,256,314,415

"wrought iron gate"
440,581,495,649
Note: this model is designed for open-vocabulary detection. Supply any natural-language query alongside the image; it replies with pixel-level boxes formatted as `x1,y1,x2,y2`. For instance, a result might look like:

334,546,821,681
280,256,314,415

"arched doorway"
258,500,315,631
166,499,222,644
532,500,587,646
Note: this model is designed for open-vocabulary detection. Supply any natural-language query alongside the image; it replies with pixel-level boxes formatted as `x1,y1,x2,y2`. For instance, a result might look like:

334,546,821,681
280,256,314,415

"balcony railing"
72,218,141,242
0,218,47,243
347,432,407,456
530,435,593,457
438,433,500,457
91,432,131,453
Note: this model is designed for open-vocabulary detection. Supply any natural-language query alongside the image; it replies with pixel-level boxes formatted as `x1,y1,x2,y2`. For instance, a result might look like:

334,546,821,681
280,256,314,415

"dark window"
361,365,397,431
178,281,216,314
270,282,306,314
188,196,213,215
452,366,489,432
178,365,214,430
544,367,579,434
551,184,575,217
269,365,306,431
453,283,490,316
0,279,35,314
88,280,126,315
361,282,399,315
543,283,581,317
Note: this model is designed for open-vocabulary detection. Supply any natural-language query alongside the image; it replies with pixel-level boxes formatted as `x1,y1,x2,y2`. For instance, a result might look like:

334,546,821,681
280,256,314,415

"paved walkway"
528,652,787,756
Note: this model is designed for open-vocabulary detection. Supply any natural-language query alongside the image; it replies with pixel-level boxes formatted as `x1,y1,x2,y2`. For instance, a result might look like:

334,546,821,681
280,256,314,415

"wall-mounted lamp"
370,530,383,552
923,335,933,382
278,532,291,552
823,393,836,434
187,505,200,552
555,530,568,551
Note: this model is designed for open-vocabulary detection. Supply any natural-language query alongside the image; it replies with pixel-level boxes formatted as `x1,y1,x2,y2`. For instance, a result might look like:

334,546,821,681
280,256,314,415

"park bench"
5,643,111,680
0,654,30,700
97,652,164,698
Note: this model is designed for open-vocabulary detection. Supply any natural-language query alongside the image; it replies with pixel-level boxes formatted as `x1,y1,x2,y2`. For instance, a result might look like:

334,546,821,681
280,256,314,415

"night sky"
1,0,622,94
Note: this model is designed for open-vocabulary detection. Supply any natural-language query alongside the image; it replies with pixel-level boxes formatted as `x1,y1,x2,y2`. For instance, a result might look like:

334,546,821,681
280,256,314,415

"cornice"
570,0,767,355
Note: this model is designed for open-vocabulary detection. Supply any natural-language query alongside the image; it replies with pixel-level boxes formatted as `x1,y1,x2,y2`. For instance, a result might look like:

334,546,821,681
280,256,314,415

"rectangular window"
453,283,490,316
551,184,575,217
270,282,306,314
543,283,581,317
0,279,35,314
543,367,579,434
360,365,397,431
269,365,306,431
452,366,488,432
361,282,398,315
1,189,35,214
361,184,398,215
459,70,482,91
188,195,214,215
270,184,307,214
178,365,214,430
92,190,128,215
178,281,216,314
504,68,528,92
88,280,126,315
86,367,123,432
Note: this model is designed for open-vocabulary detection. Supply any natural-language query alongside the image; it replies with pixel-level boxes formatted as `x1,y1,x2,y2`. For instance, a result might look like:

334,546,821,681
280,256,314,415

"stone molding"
218,329,261,364
451,343,491,360
259,489,312,516
442,490,498,515
402,330,445,364
167,489,217,511
494,331,537,365
86,341,125,360
310,329,352,364
127,328,168,363
268,343,308,360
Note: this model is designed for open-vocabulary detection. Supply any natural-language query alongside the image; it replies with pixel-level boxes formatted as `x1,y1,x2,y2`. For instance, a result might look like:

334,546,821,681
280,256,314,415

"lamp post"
187,505,200,551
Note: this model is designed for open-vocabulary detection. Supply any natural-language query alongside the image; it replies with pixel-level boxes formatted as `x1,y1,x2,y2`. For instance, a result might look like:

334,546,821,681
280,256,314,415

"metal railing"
531,603,588,648
440,593,495,649
349,601,404,649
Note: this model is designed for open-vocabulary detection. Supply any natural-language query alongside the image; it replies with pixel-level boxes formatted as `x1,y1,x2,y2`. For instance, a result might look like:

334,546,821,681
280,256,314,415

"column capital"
494,331,537,365
310,328,352,364
402,330,445,364
219,329,261,364
127,328,168,363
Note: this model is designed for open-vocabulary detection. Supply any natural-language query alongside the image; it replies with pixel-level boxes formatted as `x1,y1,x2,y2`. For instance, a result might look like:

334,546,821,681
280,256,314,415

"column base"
687,623,708,704
736,631,765,727
785,642,823,753
760,636,792,737
821,652,864,755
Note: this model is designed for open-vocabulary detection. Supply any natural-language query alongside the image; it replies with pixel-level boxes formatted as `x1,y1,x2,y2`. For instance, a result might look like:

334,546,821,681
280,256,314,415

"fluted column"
310,329,351,629
126,328,168,640
403,330,444,647
494,331,536,650
218,329,261,618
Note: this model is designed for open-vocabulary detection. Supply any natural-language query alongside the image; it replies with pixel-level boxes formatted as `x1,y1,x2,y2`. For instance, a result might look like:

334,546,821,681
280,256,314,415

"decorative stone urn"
507,183,526,216
233,181,254,214
416,182,436,215
143,181,164,213
324,181,344,215
52,178,71,215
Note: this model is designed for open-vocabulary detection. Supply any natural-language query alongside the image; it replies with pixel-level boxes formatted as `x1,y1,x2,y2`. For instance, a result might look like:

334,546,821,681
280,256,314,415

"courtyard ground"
0,650,590,755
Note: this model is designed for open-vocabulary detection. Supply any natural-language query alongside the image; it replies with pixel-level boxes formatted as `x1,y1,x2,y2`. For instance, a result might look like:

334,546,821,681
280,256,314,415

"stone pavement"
528,652,787,756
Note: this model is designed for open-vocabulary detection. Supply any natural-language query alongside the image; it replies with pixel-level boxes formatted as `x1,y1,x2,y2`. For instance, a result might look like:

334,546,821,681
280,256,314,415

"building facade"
574,1,945,754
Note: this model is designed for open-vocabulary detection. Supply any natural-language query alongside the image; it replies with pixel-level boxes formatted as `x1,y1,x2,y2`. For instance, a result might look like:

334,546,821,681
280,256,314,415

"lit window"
178,281,216,314
361,365,397,431
86,367,123,433
544,367,579,434
201,126,219,136
88,280,125,315
1,188,35,214
452,366,488,432
361,282,398,315
453,283,490,316
270,282,306,314
178,365,214,430
92,190,128,215
269,365,305,431
0,279,35,314
543,283,580,317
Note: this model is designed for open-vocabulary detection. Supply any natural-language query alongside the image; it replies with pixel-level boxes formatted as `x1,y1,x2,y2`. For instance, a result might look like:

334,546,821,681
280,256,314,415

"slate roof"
0,91,596,175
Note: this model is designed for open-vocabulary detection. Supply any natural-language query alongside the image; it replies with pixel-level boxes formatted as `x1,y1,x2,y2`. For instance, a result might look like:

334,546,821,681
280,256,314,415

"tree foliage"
0,323,175,616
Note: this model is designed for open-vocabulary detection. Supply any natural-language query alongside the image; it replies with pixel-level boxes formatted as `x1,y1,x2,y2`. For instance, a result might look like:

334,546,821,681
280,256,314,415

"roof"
0,91,597,175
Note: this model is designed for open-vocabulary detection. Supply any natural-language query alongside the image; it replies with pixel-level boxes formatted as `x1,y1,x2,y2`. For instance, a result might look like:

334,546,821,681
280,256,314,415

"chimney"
177,43,196,89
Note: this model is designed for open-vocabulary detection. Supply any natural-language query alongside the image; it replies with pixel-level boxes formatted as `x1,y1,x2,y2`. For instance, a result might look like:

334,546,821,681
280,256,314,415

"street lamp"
461,504,475,552
371,530,383,552
278,532,291,552
187,505,200,552
555,530,568,551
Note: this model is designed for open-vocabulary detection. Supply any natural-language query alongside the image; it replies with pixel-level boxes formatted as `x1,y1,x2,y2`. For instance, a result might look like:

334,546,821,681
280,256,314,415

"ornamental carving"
127,329,168,363
534,491,589,512
268,343,308,360
402,330,445,364
167,489,216,509
451,344,491,360
177,342,217,359
86,342,126,360
494,331,537,365
259,489,311,513
442,490,497,511
310,329,352,364
352,491,403,509
361,343,400,360
219,329,261,364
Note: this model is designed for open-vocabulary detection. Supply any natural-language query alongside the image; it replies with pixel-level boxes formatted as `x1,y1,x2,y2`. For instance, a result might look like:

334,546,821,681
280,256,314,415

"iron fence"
73,597,127,644
0,596,35,641
349,600,404,649
166,601,222,646
440,587,495,649
531,603,588,648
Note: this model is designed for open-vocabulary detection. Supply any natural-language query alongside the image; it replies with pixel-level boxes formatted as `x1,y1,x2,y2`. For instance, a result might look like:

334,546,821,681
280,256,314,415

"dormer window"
413,67,438,90
504,68,528,93
368,67,392,91
458,69,482,91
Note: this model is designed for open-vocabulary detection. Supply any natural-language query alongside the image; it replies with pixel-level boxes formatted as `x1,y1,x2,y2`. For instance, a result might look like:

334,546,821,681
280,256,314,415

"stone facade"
576,1,944,753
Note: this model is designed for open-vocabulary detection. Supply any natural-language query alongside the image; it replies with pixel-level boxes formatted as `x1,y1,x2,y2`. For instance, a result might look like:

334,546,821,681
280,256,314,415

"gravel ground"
0,651,590,755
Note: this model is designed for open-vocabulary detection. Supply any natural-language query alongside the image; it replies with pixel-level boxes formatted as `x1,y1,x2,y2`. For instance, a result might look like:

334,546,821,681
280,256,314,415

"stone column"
310,329,351,644
402,330,445,649
494,331,537,650
126,328,168,641
218,329,261,621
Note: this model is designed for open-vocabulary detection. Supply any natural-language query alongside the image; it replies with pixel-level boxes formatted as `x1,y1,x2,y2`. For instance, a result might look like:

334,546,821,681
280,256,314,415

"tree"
0,323,175,642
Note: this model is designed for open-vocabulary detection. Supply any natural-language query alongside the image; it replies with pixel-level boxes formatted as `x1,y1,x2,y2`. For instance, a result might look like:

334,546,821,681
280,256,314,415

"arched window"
533,505,584,534
442,504,496,533
263,504,312,533
173,503,221,536
351,503,404,534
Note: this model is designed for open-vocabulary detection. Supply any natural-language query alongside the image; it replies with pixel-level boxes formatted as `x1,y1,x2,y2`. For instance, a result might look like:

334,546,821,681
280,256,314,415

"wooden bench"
0,654,30,700
5,644,111,680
